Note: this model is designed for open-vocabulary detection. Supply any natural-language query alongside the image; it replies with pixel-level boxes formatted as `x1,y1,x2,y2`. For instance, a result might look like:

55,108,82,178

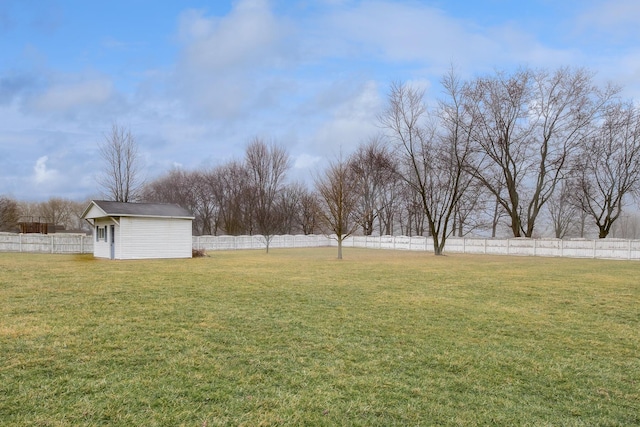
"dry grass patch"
1,249,639,426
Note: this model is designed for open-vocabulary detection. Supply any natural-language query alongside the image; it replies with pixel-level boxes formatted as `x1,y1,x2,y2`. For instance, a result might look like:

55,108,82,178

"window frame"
96,226,106,241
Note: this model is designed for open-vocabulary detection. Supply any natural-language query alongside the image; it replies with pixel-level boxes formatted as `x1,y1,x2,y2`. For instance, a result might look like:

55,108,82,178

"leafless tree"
546,180,580,238
451,179,490,237
245,138,291,252
97,123,145,202
574,101,640,238
376,171,403,235
211,161,252,236
380,77,474,255
37,198,74,230
437,70,479,239
348,136,397,235
463,67,617,237
142,167,187,205
298,187,322,235
12,198,90,232
188,170,219,236
610,211,640,239
315,155,360,259
398,183,426,236
274,182,308,234
0,196,20,232
142,168,209,235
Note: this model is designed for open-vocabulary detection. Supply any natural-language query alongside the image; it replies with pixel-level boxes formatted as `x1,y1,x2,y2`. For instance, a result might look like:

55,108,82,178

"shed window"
97,226,106,241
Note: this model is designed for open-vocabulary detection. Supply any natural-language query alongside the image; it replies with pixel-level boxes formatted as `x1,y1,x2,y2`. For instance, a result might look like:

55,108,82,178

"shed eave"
81,201,108,220
112,214,195,220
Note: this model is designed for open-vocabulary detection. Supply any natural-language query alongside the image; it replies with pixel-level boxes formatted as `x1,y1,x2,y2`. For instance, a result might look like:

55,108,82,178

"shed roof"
82,200,194,220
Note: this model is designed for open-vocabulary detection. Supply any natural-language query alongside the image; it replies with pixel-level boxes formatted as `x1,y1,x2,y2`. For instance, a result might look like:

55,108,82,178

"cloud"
177,0,289,70
33,155,59,184
308,0,580,76
293,153,321,169
575,0,640,38
306,79,381,157
0,72,38,105
318,2,495,66
31,78,114,113
173,0,296,119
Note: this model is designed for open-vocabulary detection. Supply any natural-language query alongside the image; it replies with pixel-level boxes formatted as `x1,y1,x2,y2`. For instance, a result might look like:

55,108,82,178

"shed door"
110,225,115,260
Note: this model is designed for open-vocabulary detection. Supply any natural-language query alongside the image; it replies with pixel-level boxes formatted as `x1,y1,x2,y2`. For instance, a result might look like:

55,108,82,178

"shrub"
192,248,207,258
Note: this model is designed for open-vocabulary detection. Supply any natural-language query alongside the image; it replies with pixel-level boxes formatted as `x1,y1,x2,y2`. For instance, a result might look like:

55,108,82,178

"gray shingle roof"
88,200,194,219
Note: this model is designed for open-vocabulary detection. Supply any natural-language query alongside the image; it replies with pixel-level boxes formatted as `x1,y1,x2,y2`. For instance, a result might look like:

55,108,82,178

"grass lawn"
1,248,639,426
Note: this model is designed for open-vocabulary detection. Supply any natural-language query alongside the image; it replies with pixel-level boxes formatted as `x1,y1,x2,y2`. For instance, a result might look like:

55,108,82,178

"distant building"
81,200,194,260
18,218,53,234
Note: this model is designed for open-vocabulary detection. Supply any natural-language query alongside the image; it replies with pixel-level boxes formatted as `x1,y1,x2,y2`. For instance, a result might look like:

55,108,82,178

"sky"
1,0,640,201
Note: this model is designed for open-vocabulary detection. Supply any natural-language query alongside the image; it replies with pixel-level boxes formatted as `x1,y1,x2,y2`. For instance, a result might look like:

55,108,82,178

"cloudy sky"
1,0,639,201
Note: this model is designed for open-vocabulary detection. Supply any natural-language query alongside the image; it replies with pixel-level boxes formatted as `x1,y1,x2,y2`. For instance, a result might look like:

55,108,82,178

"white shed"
81,200,194,260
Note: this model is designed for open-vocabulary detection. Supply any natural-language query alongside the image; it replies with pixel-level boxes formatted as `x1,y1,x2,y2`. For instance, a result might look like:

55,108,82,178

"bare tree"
189,170,218,236
377,171,402,235
348,136,397,236
451,179,490,237
298,187,322,235
380,77,474,255
212,161,252,236
398,183,426,236
547,180,580,238
97,123,144,202
575,101,640,238
315,155,360,259
610,211,640,239
245,138,291,252
37,198,74,230
275,182,307,234
464,67,616,237
0,196,20,232
142,168,208,234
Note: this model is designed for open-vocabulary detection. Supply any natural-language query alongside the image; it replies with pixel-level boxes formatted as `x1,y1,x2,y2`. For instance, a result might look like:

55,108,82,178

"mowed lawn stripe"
1,248,638,426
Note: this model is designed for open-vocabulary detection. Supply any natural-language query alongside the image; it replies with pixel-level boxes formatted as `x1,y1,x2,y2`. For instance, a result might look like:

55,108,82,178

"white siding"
118,217,192,259
93,219,115,259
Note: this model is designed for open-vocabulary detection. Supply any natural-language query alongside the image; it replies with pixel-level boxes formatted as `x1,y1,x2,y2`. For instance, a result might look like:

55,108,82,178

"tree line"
0,196,88,233
2,66,640,255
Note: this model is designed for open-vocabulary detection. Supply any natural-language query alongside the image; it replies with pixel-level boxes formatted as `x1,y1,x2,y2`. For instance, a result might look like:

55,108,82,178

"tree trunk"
510,212,522,237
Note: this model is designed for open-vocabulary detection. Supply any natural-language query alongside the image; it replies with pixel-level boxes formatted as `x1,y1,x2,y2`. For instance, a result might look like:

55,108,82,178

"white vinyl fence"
195,234,640,260
0,233,93,254
346,235,640,260
2,232,640,260
193,234,332,251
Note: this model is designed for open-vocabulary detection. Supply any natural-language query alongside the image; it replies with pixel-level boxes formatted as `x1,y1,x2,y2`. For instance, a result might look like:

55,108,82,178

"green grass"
1,248,639,426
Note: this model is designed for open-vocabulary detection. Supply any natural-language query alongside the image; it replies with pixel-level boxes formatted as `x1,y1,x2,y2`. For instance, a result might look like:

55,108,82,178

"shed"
81,200,194,260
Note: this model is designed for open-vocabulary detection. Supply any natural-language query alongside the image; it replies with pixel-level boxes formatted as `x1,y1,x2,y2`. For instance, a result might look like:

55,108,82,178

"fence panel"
595,239,635,260
462,239,487,254
0,233,93,254
3,233,640,261
0,233,21,252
